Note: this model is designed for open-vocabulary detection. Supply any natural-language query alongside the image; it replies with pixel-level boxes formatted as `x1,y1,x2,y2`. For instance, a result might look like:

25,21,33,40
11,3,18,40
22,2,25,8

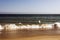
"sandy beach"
0,30,60,40
1,35,60,40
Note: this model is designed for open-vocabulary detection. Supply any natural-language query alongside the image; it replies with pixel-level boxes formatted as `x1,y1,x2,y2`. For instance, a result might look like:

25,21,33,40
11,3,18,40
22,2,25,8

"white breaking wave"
3,24,53,30
0,22,60,31
3,24,20,30
54,22,60,27
41,24,53,29
0,25,4,31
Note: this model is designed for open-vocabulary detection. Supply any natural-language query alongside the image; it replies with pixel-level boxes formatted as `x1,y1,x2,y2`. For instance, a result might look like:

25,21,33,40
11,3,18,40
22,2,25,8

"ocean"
0,14,60,40
0,14,60,24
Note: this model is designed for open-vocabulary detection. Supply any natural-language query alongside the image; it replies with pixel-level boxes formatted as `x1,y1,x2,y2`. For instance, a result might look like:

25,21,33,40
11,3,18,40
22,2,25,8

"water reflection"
0,29,60,39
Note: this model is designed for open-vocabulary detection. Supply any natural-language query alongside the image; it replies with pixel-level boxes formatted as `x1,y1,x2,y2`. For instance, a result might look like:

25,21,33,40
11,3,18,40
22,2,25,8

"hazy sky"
0,0,60,14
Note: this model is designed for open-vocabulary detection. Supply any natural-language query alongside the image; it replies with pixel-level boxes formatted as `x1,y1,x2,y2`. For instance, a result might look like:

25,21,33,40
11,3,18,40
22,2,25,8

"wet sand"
0,30,60,40
1,35,60,40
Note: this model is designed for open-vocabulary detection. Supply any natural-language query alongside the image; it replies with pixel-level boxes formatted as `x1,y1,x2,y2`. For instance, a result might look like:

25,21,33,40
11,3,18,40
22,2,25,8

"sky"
0,0,60,14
